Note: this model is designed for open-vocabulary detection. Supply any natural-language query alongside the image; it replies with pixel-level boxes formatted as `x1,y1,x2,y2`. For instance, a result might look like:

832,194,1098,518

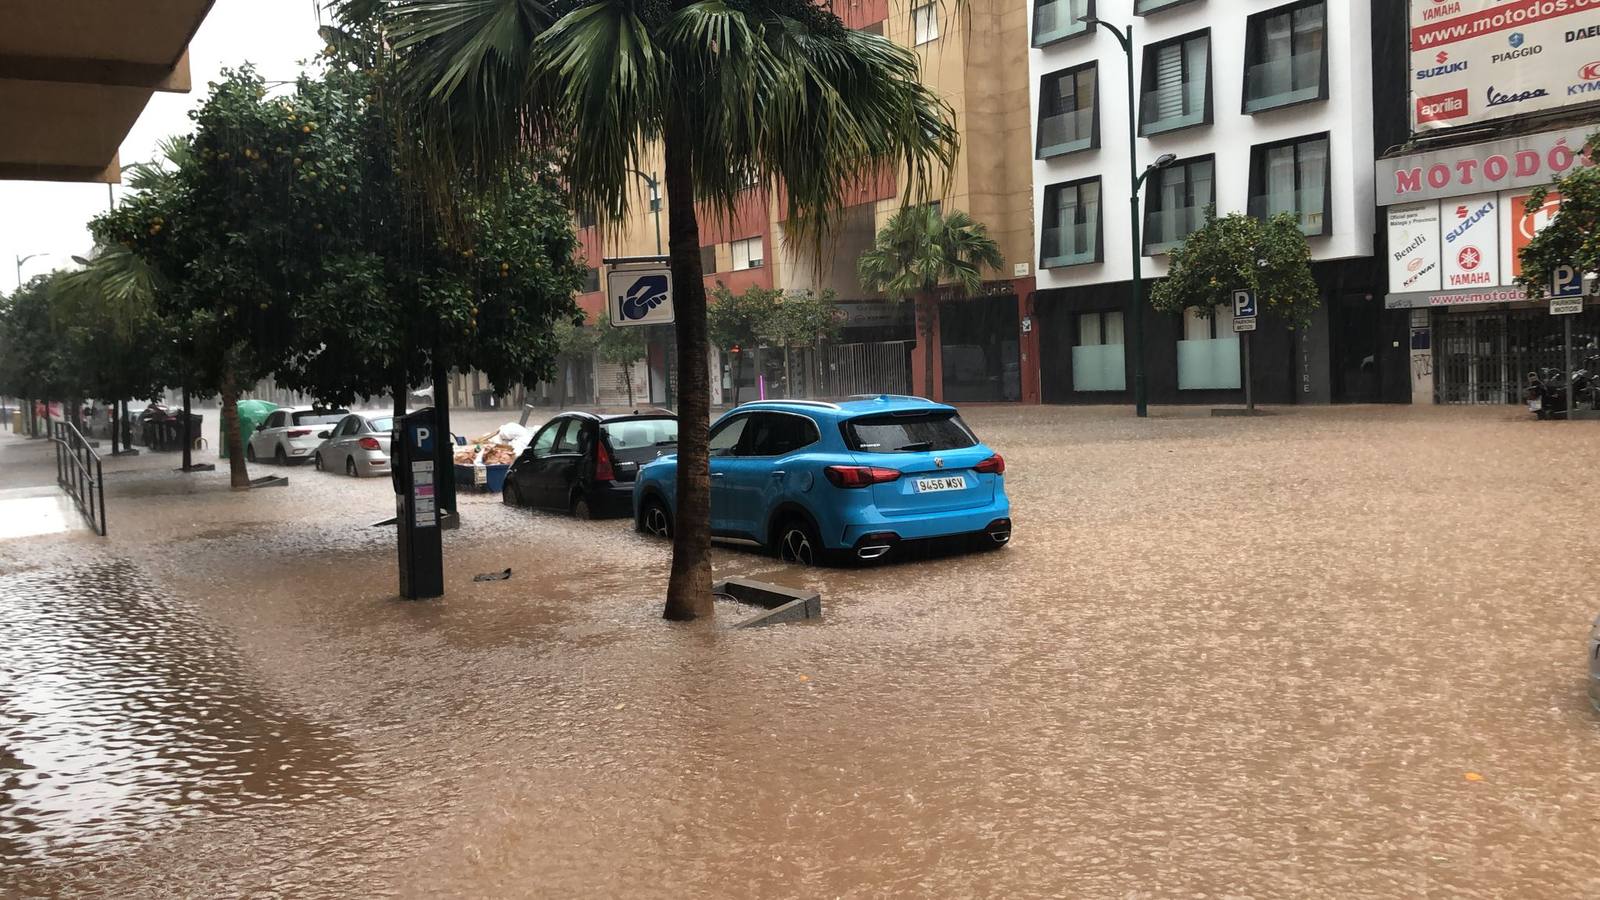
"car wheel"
246,443,257,462
274,446,288,466
639,498,672,538
346,456,358,477
502,480,523,507
776,516,822,567
313,451,324,471
571,495,592,520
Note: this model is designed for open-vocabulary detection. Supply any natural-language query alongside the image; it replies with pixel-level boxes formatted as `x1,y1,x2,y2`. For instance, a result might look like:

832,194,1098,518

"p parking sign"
608,265,674,326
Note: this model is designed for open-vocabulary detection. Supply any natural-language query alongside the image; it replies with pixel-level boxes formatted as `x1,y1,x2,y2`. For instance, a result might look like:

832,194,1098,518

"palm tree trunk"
221,383,249,489
919,293,936,401
661,123,714,621
393,378,407,419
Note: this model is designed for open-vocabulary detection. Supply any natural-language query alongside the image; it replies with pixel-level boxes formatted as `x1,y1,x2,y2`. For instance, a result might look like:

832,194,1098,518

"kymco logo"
1417,90,1468,122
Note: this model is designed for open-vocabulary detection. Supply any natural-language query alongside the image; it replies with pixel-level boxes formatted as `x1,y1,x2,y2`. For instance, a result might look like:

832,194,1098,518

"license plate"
914,476,967,493
1529,398,1542,411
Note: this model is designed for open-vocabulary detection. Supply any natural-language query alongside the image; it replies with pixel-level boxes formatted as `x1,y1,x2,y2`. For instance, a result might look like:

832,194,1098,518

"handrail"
53,420,107,536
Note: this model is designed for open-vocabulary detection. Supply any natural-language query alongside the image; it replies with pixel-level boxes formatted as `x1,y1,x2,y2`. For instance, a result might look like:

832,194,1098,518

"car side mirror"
318,430,331,439
255,423,266,432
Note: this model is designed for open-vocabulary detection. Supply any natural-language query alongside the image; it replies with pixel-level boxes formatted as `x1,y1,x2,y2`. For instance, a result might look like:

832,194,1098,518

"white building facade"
1026,0,1391,404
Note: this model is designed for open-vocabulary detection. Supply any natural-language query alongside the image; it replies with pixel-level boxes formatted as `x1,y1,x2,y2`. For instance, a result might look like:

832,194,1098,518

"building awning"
0,1,213,183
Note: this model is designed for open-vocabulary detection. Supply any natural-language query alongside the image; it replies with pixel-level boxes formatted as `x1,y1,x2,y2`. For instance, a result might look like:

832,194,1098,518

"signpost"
605,258,675,327
1549,264,1585,420
1233,289,1257,412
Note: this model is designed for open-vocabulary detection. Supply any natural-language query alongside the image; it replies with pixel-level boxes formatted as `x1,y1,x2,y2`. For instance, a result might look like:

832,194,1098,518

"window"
368,416,394,433
582,266,601,292
1249,133,1330,236
731,236,763,271
1177,306,1241,390
1037,63,1098,158
293,409,347,425
1033,0,1092,47
1243,1,1327,113
264,411,284,428
1144,155,1214,253
1040,177,1101,268
1139,30,1210,135
602,417,677,449
700,245,717,275
529,420,561,456
1072,311,1125,391
843,412,977,452
912,3,939,45
708,415,749,457
1135,0,1199,14
743,413,820,457
553,419,583,454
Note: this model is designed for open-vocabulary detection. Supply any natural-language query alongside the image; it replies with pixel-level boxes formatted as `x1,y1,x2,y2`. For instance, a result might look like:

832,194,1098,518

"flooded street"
3,405,1599,898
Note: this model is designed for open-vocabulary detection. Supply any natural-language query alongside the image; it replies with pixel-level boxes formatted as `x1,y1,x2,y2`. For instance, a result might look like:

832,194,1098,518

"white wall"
1028,0,1375,291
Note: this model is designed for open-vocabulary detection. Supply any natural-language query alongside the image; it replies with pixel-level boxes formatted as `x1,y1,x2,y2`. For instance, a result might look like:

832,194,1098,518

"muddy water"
3,406,1599,898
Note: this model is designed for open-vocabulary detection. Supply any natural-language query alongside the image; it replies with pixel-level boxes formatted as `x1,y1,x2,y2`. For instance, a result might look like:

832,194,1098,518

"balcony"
1037,107,1094,158
1140,80,1207,135
1041,223,1098,268
1249,189,1328,236
1033,0,1091,47
1143,205,1206,254
1243,51,1324,113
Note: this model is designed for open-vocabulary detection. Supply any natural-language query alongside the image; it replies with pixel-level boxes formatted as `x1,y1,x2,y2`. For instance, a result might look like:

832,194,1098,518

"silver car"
313,413,394,478
1590,615,1600,712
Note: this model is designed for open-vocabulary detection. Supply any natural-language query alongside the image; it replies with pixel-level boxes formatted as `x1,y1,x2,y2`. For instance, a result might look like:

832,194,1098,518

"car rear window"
294,410,349,425
603,417,678,449
843,412,977,452
368,416,394,433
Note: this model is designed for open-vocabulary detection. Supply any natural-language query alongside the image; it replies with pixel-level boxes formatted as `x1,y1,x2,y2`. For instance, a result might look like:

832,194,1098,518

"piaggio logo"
1417,90,1468,122
1509,32,1525,49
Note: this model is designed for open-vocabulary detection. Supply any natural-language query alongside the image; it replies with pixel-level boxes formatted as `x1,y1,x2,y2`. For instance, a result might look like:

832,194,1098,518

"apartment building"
1028,0,1395,405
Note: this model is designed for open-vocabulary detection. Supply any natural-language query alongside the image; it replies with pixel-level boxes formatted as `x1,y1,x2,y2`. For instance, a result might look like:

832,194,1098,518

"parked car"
246,406,350,465
313,413,395,477
1589,614,1600,713
503,411,678,518
633,396,1011,565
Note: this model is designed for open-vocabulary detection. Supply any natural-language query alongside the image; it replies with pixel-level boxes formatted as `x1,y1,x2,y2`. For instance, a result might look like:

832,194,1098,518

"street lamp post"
1085,17,1174,418
15,252,49,289
624,168,670,406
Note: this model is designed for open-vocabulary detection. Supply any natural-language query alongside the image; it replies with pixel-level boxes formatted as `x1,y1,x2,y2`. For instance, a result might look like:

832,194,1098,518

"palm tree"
384,0,958,620
857,205,1002,402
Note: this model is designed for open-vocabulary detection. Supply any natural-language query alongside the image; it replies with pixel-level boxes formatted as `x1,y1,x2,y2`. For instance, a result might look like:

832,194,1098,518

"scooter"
1527,356,1600,418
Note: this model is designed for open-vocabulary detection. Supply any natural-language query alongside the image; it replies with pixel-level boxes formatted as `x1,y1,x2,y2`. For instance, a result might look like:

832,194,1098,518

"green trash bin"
220,399,279,459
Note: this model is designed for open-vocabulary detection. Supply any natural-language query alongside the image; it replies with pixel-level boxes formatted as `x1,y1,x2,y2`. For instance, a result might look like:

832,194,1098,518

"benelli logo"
1417,90,1468,121
1408,257,1425,272
1417,51,1468,79
1403,262,1437,288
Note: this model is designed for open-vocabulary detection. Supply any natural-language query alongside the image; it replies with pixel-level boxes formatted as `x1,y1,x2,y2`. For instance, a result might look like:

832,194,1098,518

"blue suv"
633,396,1011,564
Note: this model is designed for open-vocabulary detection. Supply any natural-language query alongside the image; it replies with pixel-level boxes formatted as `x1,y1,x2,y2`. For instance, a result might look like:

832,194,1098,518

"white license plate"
914,476,967,493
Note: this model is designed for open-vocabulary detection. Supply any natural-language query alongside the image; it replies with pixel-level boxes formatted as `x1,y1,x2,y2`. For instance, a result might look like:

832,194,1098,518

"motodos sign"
1410,0,1600,131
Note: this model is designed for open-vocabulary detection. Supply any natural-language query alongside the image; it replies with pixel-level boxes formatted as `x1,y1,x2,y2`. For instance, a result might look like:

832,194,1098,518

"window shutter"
1155,43,1185,119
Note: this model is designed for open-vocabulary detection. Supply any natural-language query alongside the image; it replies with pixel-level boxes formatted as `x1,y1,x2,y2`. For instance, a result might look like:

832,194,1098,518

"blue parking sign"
1551,263,1583,298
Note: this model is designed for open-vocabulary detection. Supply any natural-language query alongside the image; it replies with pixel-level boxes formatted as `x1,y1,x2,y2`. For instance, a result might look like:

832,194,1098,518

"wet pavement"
2,405,1599,898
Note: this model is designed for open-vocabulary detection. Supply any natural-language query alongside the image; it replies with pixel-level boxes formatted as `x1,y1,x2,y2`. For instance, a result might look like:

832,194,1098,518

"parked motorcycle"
1527,355,1600,418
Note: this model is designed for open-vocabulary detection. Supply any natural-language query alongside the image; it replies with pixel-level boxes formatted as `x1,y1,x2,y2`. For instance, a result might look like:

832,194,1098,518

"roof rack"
737,399,841,410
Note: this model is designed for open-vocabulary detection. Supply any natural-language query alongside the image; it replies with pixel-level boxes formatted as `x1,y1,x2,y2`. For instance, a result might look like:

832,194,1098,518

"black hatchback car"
503,411,678,518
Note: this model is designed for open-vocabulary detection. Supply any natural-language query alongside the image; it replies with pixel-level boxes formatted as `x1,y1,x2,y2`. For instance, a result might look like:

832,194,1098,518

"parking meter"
391,408,444,599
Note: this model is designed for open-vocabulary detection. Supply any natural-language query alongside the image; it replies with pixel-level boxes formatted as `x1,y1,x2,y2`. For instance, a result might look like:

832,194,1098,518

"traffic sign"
1233,317,1257,332
1232,289,1257,319
1551,295,1583,315
1551,263,1583,298
607,265,674,326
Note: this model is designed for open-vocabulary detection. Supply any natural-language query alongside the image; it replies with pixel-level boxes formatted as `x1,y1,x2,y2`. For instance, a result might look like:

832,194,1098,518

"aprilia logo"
1417,90,1468,122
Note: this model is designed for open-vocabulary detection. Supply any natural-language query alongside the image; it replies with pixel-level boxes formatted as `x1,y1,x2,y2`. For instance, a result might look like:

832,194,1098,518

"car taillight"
975,454,1005,475
594,440,616,481
824,465,901,488
288,429,311,438
358,436,381,451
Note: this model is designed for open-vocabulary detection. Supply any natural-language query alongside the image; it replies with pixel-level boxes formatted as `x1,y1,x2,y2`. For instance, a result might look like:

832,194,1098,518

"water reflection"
0,560,356,876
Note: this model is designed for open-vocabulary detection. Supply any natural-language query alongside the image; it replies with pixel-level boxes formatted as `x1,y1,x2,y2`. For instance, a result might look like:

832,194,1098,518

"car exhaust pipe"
856,544,892,560
988,530,1011,544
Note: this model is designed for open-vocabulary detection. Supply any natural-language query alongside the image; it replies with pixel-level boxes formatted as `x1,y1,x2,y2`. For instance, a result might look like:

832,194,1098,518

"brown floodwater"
2,405,1599,898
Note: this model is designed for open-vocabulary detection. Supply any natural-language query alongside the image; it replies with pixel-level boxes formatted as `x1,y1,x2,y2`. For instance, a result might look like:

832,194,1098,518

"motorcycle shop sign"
1384,188,1566,308
1409,0,1600,132
1375,126,1591,204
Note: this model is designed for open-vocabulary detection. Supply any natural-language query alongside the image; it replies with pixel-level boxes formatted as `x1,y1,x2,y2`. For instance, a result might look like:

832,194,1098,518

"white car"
313,413,394,477
247,406,349,465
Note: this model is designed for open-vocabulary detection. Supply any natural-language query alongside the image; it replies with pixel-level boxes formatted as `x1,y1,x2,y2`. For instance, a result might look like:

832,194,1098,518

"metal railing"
53,420,107,536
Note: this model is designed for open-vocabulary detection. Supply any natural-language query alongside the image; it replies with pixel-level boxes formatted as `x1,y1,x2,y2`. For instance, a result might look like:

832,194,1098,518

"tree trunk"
624,361,635,408
110,403,121,454
393,379,407,419
919,293,936,401
661,122,714,621
180,385,192,470
221,382,249,489
731,351,742,405
432,348,456,516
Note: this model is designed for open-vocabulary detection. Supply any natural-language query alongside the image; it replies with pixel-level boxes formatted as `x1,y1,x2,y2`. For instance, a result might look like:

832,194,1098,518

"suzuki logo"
1456,205,1468,218
1436,51,1449,64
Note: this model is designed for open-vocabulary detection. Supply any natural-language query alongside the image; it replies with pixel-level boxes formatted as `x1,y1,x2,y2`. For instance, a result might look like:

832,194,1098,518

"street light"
624,168,663,256
1084,17,1174,418
15,252,50,288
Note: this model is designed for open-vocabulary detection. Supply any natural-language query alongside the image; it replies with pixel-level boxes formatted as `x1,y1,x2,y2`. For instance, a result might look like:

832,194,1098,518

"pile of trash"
452,422,532,468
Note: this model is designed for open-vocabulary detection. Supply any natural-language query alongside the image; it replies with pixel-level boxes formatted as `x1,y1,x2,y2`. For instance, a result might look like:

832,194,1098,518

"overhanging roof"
0,1,214,183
